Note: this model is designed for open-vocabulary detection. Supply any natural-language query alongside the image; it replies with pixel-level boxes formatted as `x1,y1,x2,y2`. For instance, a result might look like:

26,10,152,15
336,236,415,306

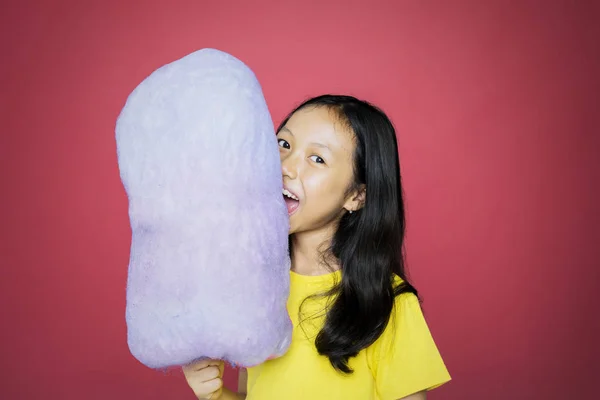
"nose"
280,152,298,180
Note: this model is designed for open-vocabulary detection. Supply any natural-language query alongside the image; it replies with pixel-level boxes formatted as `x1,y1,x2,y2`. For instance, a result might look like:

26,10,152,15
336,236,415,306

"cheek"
303,173,348,213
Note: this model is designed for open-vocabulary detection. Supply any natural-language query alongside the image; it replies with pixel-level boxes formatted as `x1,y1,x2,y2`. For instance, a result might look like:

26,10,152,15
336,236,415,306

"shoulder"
391,274,420,308
367,275,452,398
366,274,422,357
391,273,410,289
387,276,422,339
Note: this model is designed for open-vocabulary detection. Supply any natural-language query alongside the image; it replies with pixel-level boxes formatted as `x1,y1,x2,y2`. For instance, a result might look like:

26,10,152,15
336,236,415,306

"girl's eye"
277,139,290,149
277,139,288,148
309,155,325,164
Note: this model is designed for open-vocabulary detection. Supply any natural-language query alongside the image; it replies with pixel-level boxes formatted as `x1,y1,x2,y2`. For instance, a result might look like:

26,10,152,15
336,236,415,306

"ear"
344,184,366,213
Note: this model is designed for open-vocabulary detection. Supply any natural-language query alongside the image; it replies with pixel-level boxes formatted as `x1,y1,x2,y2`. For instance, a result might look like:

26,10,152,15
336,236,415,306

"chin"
287,212,298,234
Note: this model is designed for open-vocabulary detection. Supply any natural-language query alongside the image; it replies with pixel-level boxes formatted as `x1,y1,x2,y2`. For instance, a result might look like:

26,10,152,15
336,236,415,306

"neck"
290,224,339,276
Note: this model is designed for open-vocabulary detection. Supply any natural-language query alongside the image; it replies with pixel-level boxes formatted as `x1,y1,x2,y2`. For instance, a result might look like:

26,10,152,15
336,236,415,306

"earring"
349,210,353,214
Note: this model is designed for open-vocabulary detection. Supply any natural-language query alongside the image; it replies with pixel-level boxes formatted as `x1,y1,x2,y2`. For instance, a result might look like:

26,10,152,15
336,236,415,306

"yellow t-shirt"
246,269,451,399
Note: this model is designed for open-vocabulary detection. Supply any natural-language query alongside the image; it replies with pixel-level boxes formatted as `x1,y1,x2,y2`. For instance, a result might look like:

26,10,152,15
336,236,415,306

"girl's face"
277,106,362,235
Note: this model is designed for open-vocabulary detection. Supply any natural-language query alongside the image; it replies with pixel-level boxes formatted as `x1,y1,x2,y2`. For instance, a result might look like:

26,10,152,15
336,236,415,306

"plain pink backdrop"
1,1,599,399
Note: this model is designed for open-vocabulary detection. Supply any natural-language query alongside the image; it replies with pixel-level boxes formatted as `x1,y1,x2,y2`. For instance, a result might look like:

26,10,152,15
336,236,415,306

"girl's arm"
219,388,246,400
211,368,247,400
398,390,426,400
238,368,248,394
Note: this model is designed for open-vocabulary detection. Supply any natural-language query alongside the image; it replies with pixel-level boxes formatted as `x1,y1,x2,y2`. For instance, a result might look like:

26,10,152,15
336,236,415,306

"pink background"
1,1,598,399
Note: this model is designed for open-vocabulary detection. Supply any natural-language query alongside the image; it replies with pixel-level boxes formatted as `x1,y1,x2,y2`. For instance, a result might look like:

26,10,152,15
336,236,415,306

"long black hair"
277,94,419,374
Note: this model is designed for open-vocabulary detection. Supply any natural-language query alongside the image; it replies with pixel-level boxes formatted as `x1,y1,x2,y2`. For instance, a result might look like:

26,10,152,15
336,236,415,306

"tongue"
284,196,299,214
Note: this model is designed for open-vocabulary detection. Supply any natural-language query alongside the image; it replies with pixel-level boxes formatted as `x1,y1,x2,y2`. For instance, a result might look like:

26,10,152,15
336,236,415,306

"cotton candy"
115,48,292,369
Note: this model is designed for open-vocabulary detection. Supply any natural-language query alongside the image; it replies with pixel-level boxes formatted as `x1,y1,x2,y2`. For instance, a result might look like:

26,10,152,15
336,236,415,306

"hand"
182,359,225,399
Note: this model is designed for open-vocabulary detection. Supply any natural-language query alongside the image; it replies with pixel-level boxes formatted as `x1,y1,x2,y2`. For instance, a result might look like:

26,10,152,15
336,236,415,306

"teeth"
282,188,299,201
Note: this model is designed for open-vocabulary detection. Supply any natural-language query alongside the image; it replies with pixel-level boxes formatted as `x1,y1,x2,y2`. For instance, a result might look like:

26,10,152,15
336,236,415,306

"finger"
183,358,218,372
196,366,221,382
207,388,223,400
203,377,223,395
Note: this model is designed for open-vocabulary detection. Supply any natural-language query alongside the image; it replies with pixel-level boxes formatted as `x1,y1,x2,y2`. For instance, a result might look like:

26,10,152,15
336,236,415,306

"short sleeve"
366,292,451,399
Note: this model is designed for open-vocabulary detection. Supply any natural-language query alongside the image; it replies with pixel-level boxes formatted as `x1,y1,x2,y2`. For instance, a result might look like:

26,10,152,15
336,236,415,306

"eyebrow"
279,127,331,150
280,126,294,136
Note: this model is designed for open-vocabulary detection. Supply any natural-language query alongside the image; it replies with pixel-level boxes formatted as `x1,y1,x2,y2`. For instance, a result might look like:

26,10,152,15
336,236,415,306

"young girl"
182,95,451,399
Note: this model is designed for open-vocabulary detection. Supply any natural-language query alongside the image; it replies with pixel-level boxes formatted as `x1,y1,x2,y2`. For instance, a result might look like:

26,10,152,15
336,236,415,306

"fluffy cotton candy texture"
115,48,292,369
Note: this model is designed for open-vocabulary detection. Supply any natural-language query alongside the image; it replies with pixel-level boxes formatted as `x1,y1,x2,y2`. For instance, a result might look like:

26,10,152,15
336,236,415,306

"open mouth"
282,187,300,215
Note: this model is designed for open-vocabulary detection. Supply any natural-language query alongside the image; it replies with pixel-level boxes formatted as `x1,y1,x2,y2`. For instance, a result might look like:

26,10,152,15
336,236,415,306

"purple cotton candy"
115,48,292,369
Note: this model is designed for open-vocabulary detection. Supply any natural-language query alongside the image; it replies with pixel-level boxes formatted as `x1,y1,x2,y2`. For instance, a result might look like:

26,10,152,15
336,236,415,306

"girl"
182,95,451,399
